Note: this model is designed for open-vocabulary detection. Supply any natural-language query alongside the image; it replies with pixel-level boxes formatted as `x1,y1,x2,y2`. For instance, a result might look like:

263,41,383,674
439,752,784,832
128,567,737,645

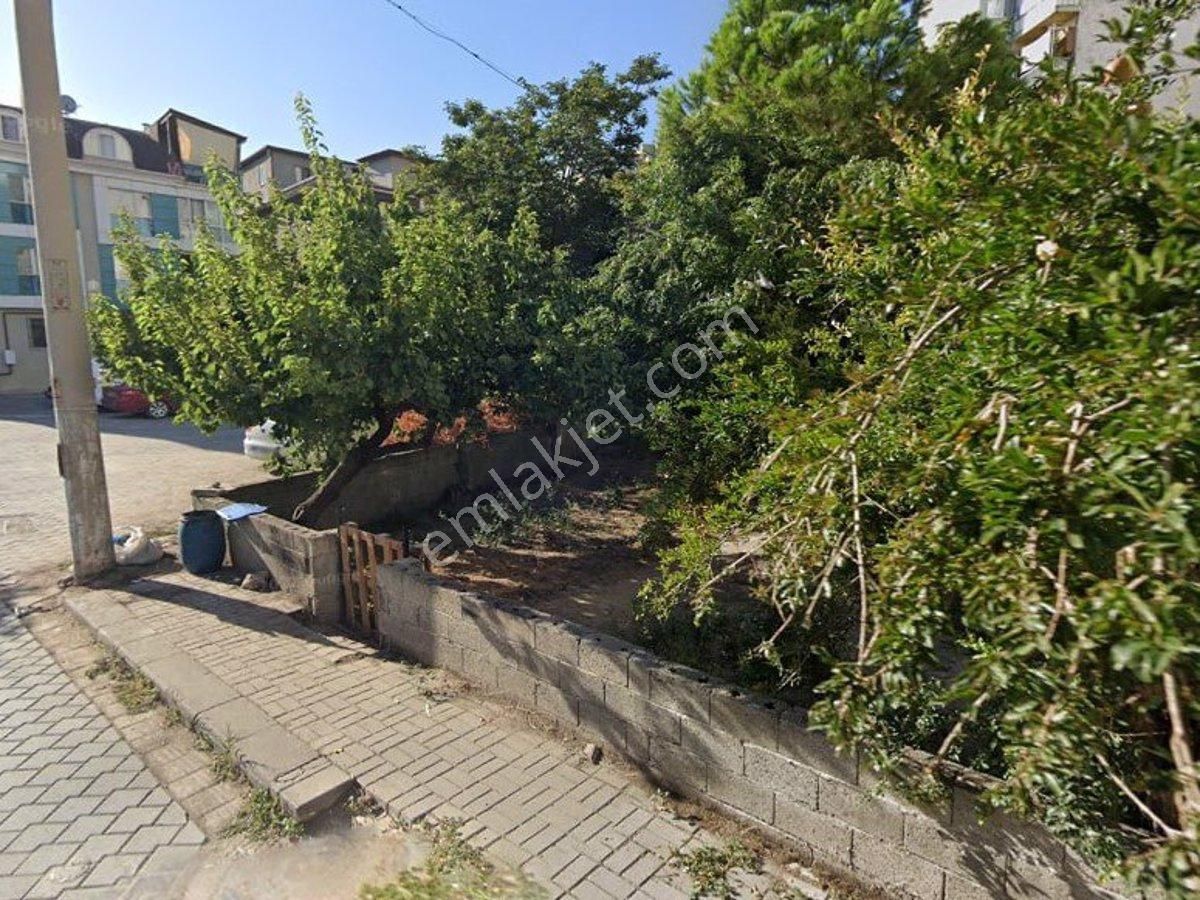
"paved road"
0,394,264,578
0,575,204,899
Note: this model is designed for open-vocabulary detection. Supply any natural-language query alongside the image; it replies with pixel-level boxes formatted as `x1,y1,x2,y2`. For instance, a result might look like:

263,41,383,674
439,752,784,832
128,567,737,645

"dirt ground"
427,450,659,644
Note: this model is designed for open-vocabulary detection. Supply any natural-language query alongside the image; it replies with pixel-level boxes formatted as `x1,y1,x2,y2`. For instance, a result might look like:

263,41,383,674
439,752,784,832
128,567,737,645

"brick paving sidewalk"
70,570,801,899
0,576,204,900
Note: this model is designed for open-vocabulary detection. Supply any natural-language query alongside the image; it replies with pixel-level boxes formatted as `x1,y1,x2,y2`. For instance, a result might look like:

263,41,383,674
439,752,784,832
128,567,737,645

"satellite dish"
60,95,78,115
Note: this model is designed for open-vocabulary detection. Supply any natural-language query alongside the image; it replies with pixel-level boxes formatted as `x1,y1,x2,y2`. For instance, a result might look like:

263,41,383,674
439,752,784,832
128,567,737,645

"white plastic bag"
113,526,164,566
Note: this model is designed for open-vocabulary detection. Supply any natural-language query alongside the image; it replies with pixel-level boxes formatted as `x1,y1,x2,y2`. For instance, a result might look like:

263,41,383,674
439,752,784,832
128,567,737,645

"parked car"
99,382,176,419
243,420,283,461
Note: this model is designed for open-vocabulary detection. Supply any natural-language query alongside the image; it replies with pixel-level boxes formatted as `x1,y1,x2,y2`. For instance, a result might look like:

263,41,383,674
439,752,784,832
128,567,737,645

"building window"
180,196,230,243
6,173,33,224
28,317,46,349
257,166,267,186
1,114,20,142
83,128,132,162
293,165,311,183
108,188,153,236
16,246,39,295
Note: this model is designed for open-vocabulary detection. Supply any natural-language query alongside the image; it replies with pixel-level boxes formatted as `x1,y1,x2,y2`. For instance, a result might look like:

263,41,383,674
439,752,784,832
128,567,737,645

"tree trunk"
293,418,392,527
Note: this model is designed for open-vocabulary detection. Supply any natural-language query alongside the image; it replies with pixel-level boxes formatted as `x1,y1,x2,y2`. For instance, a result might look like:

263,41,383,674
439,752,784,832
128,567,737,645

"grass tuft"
222,788,303,842
673,840,760,900
359,819,543,899
86,652,158,713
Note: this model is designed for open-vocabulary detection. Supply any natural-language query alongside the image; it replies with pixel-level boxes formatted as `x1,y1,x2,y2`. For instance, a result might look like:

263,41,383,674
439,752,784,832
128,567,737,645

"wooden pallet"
337,522,409,636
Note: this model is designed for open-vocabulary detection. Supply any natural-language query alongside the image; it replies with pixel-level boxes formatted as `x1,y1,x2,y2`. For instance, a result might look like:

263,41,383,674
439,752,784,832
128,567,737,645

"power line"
378,0,528,90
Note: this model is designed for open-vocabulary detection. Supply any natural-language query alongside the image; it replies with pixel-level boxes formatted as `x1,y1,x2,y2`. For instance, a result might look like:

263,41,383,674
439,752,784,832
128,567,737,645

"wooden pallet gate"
338,522,409,636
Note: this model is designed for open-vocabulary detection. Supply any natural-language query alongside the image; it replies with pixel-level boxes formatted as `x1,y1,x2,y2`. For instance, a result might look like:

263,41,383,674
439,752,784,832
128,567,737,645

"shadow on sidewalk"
100,558,349,652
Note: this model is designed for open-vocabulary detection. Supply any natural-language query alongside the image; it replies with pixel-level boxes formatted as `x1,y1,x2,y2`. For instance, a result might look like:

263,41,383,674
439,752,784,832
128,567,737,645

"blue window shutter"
0,236,38,295
0,161,31,226
149,194,180,238
97,244,117,300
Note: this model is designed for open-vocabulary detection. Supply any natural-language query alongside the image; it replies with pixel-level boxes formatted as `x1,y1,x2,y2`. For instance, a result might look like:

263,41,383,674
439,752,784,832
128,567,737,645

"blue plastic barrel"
178,510,226,574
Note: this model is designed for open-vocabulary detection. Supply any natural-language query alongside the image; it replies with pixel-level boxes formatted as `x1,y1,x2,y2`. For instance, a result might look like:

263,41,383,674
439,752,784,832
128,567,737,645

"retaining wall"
376,559,1123,900
192,489,342,622
192,431,553,623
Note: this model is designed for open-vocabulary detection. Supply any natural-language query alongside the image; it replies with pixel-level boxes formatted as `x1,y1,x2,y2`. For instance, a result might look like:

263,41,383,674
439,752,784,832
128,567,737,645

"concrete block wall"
192,491,342,623
376,559,1123,900
215,431,552,533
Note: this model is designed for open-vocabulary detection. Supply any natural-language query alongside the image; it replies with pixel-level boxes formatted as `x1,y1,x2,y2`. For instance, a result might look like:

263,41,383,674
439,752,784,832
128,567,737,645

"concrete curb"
64,587,355,822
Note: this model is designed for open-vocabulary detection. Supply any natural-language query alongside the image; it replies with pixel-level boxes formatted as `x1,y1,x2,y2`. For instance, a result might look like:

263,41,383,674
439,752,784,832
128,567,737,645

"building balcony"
1014,0,1080,50
110,214,154,238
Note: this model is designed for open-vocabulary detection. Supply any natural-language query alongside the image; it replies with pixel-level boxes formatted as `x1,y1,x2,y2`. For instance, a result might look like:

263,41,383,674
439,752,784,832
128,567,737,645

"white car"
243,420,283,461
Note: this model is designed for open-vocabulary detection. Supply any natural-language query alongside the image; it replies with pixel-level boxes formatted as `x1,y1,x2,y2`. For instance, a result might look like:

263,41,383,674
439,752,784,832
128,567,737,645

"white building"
0,107,244,393
923,0,1200,118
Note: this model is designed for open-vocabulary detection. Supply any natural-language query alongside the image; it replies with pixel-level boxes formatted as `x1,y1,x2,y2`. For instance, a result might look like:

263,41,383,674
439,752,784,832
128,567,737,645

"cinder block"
944,873,1002,900
648,665,713,722
494,664,539,708
710,688,779,750
460,648,499,691
459,596,536,650
745,744,818,808
777,708,857,785
604,683,681,745
851,829,946,900
904,803,992,879
627,651,661,697
623,723,651,761
578,634,631,687
774,797,853,867
707,767,774,825
680,715,744,776
534,618,583,665
557,661,605,708
647,736,705,796
950,785,1064,876
579,697,622,748
534,681,579,727
819,776,905,844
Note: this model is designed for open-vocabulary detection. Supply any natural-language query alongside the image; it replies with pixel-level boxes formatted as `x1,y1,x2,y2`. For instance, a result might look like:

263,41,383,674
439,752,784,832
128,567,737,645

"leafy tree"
600,1,1019,509
89,99,584,526
417,56,670,274
649,10,1200,890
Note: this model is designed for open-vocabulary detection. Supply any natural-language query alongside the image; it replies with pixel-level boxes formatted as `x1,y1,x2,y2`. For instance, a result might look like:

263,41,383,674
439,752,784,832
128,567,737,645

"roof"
62,117,173,173
239,144,308,170
155,108,246,142
357,148,417,163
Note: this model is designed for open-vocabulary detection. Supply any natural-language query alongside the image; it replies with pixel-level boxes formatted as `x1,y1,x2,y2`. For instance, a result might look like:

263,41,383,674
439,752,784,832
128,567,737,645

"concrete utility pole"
14,0,114,579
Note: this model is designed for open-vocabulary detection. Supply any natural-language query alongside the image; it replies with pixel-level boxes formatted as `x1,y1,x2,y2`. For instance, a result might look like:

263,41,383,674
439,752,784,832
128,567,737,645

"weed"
222,788,302,842
673,840,760,900
359,819,543,899
345,790,382,818
86,652,158,713
163,705,184,728
209,735,242,783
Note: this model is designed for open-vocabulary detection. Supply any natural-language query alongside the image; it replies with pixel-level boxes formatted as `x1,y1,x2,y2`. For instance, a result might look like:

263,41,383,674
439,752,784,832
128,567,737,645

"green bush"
650,10,1200,890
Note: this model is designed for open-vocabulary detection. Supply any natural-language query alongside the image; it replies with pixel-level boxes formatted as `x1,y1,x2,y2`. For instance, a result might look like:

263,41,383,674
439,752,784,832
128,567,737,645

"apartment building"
924,0,1200,117
0,106,244,393
240,144,418,202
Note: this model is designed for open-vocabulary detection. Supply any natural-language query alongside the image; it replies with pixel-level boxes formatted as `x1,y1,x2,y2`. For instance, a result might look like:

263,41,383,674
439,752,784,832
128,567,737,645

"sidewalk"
0,575,204,900
64,568,807,899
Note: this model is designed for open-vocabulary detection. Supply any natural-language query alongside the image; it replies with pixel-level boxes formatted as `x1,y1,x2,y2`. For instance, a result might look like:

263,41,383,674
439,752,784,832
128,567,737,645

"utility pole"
14,0,114,580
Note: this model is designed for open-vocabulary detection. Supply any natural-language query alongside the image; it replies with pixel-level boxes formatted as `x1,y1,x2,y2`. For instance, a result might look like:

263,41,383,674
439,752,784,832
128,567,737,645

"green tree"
600,1,1019,509
89,99,584,526
416,56,670,274
650,11,1200,889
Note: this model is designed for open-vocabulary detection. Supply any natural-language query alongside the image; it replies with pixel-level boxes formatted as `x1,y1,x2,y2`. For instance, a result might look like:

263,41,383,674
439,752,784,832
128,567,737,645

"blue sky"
0,1,728,158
